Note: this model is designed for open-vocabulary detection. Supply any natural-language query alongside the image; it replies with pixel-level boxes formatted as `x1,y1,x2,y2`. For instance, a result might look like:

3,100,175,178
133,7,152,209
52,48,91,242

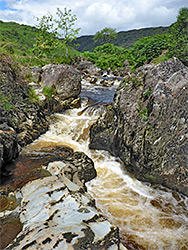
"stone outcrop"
0,60,82,170
0,56,49,170
41,64,81,100
90,58,188,196
4,150,126,250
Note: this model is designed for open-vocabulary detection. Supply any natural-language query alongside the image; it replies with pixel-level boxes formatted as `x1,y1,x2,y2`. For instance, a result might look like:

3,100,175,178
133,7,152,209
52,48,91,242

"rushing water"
22,81,188,250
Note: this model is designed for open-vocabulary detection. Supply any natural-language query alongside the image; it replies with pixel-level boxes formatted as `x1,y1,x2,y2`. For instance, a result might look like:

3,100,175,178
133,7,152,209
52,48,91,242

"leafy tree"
55,8,80,56
55,8,80,44
168,7,188,65
33,8,80,58
93,27,117,44
33,12,57,58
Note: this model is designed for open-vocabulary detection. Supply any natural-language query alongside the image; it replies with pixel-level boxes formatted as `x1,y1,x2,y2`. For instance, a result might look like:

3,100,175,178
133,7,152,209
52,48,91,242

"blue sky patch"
0,0,18,11
0,1,8,10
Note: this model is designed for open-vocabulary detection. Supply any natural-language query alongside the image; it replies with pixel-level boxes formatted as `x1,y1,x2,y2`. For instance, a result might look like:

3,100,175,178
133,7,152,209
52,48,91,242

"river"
22,80,188,250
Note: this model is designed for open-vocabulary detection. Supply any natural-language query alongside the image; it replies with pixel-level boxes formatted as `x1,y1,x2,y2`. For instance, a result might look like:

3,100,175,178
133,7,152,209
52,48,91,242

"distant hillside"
0,20,169,55
0,20,38,56
75,26,169,52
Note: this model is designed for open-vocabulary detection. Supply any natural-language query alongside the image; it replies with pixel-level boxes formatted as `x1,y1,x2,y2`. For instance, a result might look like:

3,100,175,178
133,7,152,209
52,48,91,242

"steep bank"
0,55,48,171
90,57,188,196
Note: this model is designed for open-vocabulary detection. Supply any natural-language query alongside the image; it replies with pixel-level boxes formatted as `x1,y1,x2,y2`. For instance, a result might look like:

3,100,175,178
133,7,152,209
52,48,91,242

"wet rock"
41,96,81,114
5,161,126,250
76,60,101,75
41,64,81,100
0,215,22,249
90,58,188,196
43,150,97,191
0,129,20,170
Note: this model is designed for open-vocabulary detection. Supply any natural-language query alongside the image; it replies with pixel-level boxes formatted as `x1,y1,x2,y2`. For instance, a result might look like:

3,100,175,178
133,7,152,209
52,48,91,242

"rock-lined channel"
11,79,188,250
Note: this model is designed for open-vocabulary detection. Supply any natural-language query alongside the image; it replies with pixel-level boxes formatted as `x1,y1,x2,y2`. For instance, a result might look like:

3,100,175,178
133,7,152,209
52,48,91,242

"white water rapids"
22,83,188,250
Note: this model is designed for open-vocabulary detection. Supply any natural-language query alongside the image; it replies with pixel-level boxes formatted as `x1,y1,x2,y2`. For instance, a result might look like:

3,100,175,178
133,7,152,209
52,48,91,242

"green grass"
0,20,81,68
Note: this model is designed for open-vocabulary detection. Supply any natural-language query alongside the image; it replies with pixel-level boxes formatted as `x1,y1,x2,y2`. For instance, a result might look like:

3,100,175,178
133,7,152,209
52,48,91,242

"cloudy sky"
0,0,187,36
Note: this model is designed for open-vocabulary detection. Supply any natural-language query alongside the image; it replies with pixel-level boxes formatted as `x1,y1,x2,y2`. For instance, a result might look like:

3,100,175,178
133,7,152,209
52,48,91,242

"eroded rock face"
5,156,125,250
0,56,49,169
41,64,81,100
90,58,188,196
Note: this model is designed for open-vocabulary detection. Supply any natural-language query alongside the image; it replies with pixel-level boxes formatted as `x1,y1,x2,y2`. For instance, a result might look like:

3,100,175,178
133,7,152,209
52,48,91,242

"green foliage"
0,17,81,67
75,27,168,53
28,89,39,104
42,86,56,100
144,88,151,99
126,33,170,69
167,7,188,65
0,7,187,71
55,8,80,44
83,30,171,70
0,92,13,111
33,8,80,58
0,21,37,57
33,12,58,58
139,107,149,121
151,52,169,65
93,27,117,44
108,104,113,110
83,43,128,70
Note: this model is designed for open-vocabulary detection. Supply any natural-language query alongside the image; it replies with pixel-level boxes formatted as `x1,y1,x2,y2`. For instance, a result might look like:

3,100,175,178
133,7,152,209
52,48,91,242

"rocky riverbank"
4,148,126,250
0,56,127,249
1,54,188,249
90,57,188,196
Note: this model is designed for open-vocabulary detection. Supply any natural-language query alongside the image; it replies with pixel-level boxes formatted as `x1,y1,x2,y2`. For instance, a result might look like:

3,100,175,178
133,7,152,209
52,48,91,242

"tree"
55,8,80,44
33,12,57,58
93,27,117,45
168,7,188,65
33,8,80,58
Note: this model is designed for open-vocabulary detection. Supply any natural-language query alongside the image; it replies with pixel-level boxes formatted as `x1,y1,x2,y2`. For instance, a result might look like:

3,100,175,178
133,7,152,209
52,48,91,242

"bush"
83,43,128,70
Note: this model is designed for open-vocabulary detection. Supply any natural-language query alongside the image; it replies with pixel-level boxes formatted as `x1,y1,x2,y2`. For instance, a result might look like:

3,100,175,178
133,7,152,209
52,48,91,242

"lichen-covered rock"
90,58,188,196
41,64,81,100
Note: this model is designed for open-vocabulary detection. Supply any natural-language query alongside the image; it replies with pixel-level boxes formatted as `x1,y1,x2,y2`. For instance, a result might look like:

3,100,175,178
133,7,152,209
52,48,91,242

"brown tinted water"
20,100,188,250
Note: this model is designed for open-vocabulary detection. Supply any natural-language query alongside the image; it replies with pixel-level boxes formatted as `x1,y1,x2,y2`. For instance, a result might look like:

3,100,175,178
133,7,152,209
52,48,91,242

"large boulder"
90,58,188,196
41,64,81,100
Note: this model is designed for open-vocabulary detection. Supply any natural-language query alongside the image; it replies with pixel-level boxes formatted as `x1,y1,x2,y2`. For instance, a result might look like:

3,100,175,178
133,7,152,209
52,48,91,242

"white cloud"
0,0,187,35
